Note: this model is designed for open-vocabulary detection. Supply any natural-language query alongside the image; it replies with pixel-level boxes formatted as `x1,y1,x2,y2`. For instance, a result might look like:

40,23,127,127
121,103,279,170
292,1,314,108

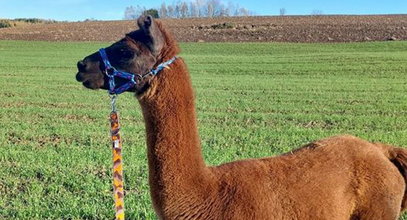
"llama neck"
138,60,210,210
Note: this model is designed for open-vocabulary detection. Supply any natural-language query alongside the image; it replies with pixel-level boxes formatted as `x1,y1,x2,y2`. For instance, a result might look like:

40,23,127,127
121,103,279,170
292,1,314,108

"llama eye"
120,49,134,59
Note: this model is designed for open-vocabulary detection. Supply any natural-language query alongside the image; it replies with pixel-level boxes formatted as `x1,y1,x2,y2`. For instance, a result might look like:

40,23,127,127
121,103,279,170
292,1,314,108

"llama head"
75,15,169,94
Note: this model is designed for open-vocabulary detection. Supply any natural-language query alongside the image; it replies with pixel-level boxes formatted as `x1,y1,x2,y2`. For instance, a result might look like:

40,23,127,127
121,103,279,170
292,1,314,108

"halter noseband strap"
99,48,177,95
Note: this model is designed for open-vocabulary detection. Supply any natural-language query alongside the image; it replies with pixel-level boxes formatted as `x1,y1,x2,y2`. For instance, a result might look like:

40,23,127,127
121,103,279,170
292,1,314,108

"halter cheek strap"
98,48,177,95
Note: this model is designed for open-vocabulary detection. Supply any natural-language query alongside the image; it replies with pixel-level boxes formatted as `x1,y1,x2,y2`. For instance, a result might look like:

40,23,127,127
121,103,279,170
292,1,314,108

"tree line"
124,0,253,20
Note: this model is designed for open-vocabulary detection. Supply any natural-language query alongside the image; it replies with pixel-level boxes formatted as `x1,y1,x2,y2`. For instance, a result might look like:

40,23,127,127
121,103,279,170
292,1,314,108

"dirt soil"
0,15,406,43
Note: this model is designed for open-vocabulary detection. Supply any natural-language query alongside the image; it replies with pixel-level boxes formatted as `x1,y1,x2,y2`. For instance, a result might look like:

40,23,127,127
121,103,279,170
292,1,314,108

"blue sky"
0,0,406,21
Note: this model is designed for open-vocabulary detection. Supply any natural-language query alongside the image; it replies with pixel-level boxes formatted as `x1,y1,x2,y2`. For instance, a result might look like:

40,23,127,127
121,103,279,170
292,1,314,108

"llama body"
161,136,405,219
76,15,407,219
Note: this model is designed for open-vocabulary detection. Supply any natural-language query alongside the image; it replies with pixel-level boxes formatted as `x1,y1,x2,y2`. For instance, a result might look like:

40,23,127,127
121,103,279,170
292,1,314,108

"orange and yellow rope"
110,111,125,220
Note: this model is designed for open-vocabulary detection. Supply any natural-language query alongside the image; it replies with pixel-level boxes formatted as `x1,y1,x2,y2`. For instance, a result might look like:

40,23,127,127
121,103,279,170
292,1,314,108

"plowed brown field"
0,15,406,43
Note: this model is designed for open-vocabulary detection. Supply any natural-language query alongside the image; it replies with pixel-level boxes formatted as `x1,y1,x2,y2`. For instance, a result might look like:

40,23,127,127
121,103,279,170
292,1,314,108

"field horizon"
1,40,407,219
0,14,406,43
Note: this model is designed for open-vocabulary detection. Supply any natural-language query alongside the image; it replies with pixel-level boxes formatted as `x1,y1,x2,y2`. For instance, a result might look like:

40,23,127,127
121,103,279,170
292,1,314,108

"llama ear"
137,15,153,32
137,15,164,55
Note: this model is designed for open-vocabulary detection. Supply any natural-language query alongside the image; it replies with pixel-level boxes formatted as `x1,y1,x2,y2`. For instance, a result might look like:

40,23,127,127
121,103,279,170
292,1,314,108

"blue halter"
99,48,177,95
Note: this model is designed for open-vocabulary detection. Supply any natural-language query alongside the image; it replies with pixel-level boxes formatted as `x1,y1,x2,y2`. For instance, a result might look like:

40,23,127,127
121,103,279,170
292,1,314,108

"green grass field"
1,40,407,219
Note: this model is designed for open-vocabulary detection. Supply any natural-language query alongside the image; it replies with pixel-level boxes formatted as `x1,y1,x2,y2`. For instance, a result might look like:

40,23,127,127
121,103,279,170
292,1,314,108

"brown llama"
76,15,407,219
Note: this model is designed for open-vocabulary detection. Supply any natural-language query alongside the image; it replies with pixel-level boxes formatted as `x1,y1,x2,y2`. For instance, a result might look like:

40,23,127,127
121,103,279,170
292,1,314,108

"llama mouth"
75,72,93,89
82,80,98,90
76,72,107,90
82,79,107,90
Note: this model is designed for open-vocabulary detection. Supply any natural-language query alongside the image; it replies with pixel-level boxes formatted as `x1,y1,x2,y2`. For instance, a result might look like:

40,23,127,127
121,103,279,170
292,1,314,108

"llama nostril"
76,72,83,82
77,60,86,72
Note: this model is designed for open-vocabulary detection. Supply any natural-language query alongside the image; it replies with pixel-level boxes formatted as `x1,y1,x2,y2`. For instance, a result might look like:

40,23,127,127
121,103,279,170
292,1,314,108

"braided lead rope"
110,96,125,220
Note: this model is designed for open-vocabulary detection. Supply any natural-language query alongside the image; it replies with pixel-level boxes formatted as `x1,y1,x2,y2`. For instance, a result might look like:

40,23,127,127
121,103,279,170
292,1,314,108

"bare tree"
232,3,241,16
195,0,204,17
219,4,229,17
124,0,253,19
167,5,175,18
207,1,214,17
180,1,189,18
124,5,148,19
159,3,168,18
189,1,198,17
174,2,181,18
209,0,223,17
311,9,323,15
124,6,137,20
238,7,250,16
279,8,286,16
